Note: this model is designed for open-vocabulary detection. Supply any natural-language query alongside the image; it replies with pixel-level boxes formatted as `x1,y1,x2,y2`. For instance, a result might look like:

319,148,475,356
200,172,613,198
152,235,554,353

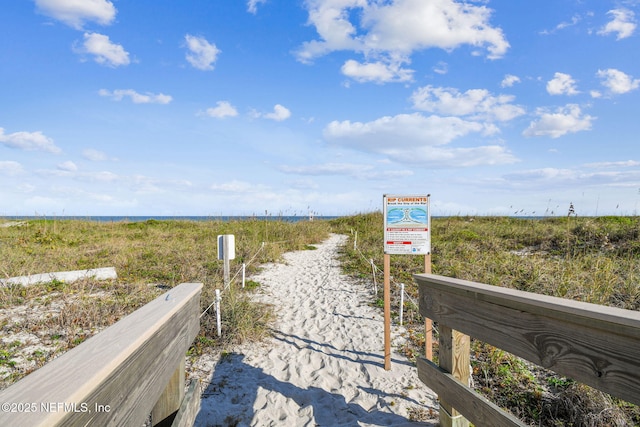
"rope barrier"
353,236,432,330
200,241,266,318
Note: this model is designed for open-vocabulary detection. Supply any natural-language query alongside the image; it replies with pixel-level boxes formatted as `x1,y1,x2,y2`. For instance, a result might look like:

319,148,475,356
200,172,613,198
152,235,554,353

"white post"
354,231,358,250
223,255,230,290
215,289,221,337
242,263,246,288
399,283,405,326
370,259,377,296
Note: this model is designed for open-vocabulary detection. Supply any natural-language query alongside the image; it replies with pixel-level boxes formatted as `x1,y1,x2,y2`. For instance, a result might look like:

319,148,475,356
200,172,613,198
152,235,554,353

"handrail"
0,282,203,427
414,273,640,427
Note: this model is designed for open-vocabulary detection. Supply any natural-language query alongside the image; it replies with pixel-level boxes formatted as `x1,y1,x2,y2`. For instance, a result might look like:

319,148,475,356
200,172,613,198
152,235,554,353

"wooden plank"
0,282,202,427
152,358,186,426
171,379,201,427
1,267,118,286
438,326,470,427
416,273,640,336
417,357,527,427
415,274,640,406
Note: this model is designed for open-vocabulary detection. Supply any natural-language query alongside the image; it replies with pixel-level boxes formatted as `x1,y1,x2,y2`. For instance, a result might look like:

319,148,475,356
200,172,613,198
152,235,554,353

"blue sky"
1,0,640,217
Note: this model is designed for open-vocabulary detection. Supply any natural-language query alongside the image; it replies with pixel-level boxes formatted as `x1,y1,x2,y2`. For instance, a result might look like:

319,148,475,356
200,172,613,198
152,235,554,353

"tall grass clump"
0,217,332,388
330,212,640,426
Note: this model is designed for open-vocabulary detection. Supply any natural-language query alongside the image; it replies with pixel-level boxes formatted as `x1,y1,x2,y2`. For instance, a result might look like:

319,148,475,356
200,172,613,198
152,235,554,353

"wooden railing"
414,273,640,427
0,282,203,427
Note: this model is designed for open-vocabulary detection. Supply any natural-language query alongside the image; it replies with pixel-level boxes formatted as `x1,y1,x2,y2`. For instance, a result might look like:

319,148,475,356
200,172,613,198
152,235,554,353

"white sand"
194,234,437,426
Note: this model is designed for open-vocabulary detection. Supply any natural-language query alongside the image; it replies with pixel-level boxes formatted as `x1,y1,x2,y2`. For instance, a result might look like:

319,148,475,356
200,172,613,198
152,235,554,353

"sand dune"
194,234,437,426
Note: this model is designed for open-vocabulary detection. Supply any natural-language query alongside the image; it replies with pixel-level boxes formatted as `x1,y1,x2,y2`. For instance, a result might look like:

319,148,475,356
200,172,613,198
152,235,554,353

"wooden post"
424,253,433,360
439,325,470,427
399,283,405,326
152,358,185,427
384,253,391,370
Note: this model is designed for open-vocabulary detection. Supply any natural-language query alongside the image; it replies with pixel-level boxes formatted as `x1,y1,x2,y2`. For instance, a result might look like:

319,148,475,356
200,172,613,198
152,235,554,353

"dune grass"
2,214,639,425
330,212,640,426
0,217,331,388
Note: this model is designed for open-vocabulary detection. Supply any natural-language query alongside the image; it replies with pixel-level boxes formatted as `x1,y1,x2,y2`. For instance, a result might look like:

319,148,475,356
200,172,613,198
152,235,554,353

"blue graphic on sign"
386,207,427,226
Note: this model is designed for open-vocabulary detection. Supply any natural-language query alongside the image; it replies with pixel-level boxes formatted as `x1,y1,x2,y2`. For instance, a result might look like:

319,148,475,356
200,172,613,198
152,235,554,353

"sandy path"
194,234,437,426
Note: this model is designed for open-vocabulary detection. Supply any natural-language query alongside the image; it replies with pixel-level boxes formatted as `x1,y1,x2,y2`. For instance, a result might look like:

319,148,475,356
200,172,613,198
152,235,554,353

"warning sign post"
384,195,430,255
382,194,431,370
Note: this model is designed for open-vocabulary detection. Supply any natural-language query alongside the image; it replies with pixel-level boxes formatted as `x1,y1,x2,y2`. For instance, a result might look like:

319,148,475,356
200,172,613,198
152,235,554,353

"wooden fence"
0,282,203,427
414,273,640,427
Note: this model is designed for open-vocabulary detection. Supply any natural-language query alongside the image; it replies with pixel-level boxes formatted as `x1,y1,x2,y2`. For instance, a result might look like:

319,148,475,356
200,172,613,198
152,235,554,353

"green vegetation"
330,212,640,426
1,214,639,426
0,217,330,388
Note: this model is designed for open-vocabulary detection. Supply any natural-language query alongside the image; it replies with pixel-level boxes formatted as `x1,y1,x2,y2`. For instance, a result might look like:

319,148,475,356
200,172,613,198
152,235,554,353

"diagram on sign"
386,207,427,226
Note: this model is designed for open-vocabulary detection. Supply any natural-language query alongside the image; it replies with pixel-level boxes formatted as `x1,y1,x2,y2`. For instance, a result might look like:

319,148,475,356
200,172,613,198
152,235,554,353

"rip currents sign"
383,195,431,255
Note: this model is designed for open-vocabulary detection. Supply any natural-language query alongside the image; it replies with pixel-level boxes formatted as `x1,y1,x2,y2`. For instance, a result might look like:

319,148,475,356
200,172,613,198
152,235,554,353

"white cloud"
433,61,448,75
92,171,119,182
546,72,579,96
0,161,23,175
540,14,582,35
78,32,130,67
279,162,413,180
501,74,521,88
57,160,77,172
504,167,578,183
598,8,636,40
99,89,172,104
502,165,640,191
583,160,640,169
523,104,594,139
205,101,238,118
35,0,116,29
325,113,482,148
323,113,517,166
247,0,267,14
296,0,509,83
257,104,291,121
82,148,109,161
596,68,640,95
341,59,413,83
210,180,269,193
0,128,61,153
410,86,525,122
185,35,220,71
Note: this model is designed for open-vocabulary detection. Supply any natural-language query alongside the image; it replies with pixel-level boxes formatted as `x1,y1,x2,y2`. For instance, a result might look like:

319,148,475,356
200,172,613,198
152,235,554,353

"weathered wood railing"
0,282,203,427
414,273,640,427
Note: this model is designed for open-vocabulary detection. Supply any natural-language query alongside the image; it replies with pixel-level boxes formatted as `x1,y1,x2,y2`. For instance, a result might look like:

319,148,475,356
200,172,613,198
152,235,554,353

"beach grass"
330,212,640,426
0,217,331,388
2,214,639,425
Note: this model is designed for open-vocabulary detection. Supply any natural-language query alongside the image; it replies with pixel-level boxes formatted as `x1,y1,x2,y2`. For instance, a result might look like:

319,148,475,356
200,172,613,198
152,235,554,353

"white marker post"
242,263,246,288
217,234,236,290
215,289,222,337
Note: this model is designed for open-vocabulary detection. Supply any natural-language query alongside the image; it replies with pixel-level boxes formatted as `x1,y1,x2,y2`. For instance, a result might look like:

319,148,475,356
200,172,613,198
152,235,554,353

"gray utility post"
217,234,235,289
